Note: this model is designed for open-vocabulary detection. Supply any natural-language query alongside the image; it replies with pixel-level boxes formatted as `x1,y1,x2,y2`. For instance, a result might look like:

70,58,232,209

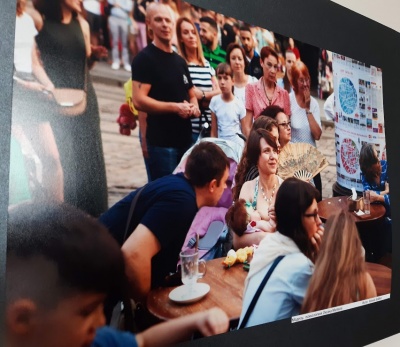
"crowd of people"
7,1,390,346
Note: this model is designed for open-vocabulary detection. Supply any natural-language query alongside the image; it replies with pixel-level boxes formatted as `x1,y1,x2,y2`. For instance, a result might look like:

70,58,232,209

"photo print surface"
2,0,400,346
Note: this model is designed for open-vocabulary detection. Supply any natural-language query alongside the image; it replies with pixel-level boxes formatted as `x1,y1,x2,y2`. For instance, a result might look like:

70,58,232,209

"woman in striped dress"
176,17,221,144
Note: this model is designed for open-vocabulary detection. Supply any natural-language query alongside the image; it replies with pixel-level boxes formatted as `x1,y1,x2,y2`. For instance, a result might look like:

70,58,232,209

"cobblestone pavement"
95,81,337,208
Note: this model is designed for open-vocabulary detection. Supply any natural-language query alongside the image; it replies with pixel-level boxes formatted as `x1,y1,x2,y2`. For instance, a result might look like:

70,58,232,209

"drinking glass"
179,249,206,291
363,190,371,215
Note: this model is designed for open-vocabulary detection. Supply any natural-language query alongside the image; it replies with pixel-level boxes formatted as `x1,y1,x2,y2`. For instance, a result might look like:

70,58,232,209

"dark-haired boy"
99,141,230,302
6,202,229,347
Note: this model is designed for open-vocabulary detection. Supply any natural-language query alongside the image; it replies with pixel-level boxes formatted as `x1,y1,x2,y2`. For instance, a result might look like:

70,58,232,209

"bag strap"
123,186,145,243
238,255,285,329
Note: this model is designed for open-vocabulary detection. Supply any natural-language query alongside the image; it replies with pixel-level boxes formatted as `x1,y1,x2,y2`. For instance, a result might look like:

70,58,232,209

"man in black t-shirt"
131,2,201,182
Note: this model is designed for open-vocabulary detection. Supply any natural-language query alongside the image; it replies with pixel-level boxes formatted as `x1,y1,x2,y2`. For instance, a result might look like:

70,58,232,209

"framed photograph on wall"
1,0,399,346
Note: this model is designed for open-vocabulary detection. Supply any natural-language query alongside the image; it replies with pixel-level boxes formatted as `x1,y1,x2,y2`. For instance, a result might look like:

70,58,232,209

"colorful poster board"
332,53,386,191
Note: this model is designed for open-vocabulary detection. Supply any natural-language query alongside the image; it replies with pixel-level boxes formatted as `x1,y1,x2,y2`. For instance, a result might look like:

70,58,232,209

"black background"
179,0,400,346
1,0,399,346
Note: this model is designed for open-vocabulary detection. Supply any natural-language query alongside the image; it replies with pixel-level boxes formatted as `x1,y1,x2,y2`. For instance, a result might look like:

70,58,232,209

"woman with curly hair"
301,210,376,313
229,129,282,249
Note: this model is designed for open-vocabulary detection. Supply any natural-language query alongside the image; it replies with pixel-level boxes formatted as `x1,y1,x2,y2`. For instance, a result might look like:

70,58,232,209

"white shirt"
289,92,321,147
14,12,37,73
209,95,246,147
234,75,258,106
83,0,102,15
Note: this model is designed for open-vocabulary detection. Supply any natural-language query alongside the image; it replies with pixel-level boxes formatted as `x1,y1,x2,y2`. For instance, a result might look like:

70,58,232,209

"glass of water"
363,190,371,215
179,249,206,291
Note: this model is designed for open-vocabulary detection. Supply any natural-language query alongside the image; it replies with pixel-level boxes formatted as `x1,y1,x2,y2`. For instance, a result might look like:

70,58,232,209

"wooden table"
147,258,247,321
147,258,391,321
317,196,386,224
318,196,386,262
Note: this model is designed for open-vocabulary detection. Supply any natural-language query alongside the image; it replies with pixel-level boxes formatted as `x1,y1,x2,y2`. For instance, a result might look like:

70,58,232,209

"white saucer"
169,283,210,304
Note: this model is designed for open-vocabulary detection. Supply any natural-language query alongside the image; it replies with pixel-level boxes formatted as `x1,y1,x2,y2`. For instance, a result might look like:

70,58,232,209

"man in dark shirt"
239,25,263,79
199,16,226,69
99,142,230,302
131,2,200,181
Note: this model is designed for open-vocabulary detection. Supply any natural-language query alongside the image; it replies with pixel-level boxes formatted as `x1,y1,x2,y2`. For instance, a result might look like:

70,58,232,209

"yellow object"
124,79,138,116
222,247,254,268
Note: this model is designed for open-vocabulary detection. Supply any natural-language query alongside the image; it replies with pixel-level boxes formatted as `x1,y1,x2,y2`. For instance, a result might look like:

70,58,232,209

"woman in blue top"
359,143,390,216
238,177,324,328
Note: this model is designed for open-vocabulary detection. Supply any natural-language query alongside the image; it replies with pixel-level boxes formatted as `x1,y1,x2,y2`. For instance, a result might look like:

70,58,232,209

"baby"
226,198,276,236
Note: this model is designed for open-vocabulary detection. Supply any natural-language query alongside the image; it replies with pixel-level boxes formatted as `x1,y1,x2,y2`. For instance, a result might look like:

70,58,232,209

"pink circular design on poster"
340,138,359,174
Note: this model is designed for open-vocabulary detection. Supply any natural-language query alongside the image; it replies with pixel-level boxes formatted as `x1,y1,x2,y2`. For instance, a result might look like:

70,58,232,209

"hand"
176,101,195,119
369,190,381,203
91,45,108,60
303,88,311,109
268,206,276,223
190,105,201,118
310,225,324,253
196,308,229,337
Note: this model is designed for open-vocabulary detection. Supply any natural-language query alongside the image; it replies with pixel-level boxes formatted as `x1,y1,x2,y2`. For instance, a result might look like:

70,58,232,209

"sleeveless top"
36,17,86,90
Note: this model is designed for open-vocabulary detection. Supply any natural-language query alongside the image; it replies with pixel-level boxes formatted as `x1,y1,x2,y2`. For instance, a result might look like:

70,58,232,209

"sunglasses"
278,121,291,129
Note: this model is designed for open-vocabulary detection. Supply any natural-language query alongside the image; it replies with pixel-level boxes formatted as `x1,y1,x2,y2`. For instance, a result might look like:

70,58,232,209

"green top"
202,44,226,70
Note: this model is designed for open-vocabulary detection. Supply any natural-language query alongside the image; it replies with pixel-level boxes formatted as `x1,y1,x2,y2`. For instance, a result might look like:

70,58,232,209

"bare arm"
121,224,161,302
138,111,148,158
233,231,267,250
132,81,194,118
242,109,254,139
188,87,201,117
211,112,218,137
136,308,229,347
304,90,322,140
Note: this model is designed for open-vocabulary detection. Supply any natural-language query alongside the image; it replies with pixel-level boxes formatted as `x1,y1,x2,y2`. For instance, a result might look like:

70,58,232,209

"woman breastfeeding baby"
226,129,283,249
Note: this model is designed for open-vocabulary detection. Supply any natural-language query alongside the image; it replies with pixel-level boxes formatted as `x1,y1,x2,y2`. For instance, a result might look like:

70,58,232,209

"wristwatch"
306,109,312,115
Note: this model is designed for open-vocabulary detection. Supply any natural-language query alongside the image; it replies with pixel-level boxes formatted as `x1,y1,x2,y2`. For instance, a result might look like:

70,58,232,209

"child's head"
6,202,125,347
226,198,252,236
215,62,234,94
359,142,381,183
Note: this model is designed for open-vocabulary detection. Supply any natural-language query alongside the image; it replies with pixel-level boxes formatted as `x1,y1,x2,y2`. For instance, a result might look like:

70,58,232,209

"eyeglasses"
298,78,310,85
303,212,321,222
265,62,279,71
278,121,291,129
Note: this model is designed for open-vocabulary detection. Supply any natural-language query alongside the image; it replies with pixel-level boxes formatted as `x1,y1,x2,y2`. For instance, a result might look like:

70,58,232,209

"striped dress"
188,61,215,135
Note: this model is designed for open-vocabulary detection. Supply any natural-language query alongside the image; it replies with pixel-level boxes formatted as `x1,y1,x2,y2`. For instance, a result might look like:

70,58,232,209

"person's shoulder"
92,326,137,347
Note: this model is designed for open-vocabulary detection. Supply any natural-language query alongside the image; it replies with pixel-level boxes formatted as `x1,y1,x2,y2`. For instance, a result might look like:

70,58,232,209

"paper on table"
354,210,365,216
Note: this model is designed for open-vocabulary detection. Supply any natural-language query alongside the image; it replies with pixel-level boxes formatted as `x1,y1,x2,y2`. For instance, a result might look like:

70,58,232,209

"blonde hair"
301,211,369,313
176,17,206,66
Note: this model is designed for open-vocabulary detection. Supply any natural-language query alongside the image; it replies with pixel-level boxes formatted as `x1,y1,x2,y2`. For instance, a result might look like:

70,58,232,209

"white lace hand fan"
278,142,329,181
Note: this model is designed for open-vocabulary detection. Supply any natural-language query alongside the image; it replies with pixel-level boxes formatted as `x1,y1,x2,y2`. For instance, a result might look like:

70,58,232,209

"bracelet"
306,109,312,115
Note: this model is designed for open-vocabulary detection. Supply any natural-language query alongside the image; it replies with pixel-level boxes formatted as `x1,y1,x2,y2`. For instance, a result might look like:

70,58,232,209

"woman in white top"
289,60,322,195
238,177,323,328
225,42,258,106
12,0,64,203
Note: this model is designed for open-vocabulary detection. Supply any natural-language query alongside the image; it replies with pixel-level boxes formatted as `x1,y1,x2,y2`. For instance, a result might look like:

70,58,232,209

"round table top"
147,258,391,321
147,258,247,321
318,196,386,223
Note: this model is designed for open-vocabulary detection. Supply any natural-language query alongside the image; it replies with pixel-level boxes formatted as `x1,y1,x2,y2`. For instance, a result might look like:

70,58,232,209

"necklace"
259,180,277,204
262,78,275,105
